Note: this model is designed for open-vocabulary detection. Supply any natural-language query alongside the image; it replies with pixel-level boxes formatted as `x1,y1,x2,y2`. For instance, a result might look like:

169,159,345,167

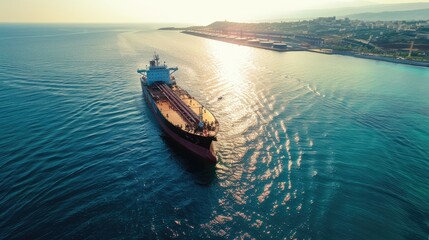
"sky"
0,0,428,24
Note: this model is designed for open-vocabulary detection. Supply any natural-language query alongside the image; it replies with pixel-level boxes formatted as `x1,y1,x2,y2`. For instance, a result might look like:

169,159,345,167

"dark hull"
142,82,217,164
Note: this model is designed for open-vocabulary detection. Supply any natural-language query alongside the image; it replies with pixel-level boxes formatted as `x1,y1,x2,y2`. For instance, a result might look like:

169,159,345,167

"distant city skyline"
1,0,429,24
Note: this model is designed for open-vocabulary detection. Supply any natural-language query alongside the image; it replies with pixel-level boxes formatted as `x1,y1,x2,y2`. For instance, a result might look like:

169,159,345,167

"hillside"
268,2,429,21
345,8,429,21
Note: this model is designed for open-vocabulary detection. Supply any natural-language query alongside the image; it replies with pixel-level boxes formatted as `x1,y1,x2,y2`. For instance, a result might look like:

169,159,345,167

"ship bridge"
137,53,178,85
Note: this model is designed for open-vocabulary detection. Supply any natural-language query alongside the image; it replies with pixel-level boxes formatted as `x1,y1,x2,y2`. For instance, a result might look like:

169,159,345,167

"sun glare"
1,0,428,23
207,40,255,94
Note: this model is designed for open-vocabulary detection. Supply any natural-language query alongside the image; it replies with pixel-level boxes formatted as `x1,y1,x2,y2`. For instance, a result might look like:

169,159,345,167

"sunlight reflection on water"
1,27,428,239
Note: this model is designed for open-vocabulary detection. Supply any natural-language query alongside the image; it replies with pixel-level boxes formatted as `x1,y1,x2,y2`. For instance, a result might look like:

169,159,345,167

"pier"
182,30,306,52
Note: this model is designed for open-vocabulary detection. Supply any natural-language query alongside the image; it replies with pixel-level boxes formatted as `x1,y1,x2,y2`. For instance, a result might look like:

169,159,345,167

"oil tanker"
137,54,219,163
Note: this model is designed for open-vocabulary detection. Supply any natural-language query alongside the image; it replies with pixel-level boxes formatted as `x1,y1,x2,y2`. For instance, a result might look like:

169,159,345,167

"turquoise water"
1,24,428,239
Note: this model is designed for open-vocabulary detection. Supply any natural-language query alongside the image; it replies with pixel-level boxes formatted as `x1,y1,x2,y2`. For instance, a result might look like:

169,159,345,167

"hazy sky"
0,0,428,24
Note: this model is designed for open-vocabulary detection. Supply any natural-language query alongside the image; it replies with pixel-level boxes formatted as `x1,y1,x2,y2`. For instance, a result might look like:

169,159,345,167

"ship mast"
154,53,160,66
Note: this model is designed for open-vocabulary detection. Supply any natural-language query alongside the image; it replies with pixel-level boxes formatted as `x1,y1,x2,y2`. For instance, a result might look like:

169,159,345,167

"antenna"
153,52,160,66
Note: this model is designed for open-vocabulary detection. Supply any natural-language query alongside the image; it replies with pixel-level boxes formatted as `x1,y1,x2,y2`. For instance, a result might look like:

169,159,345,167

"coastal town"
164,17,429,66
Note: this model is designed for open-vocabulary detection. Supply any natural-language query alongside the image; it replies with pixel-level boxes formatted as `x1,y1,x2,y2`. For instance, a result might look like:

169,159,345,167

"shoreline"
331,51,429,67
182,30,306,52
182,30,429,68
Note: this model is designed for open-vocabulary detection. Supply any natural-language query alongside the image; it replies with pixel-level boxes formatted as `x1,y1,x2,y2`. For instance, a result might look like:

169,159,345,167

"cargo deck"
148,82,218,137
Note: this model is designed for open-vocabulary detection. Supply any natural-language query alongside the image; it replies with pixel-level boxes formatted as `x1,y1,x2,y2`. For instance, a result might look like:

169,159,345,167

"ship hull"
141,81,217,164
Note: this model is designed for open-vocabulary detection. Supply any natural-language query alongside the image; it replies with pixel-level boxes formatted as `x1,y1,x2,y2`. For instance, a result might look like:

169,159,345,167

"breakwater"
182,30,305,52
333,51,429,67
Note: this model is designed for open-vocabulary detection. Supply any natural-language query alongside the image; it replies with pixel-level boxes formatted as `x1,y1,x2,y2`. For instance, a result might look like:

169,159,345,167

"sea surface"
1,24,428,239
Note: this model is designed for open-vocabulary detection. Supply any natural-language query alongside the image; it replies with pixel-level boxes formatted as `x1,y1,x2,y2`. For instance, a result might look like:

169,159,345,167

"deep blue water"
1,24,428,239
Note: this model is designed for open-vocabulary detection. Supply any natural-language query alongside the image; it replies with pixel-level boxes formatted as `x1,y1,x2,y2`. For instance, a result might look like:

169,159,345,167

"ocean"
0,24,428,239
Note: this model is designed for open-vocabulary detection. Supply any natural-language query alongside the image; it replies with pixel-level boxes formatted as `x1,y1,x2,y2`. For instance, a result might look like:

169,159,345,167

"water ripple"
1,26,428,240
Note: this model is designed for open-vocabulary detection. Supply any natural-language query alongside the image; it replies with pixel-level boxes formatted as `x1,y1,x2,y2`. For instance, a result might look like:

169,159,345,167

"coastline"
182,30,305,52
331,51,429,67
181,30,429,68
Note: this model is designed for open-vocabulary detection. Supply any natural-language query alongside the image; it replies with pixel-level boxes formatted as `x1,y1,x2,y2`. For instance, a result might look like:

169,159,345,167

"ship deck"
147,82,218,137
